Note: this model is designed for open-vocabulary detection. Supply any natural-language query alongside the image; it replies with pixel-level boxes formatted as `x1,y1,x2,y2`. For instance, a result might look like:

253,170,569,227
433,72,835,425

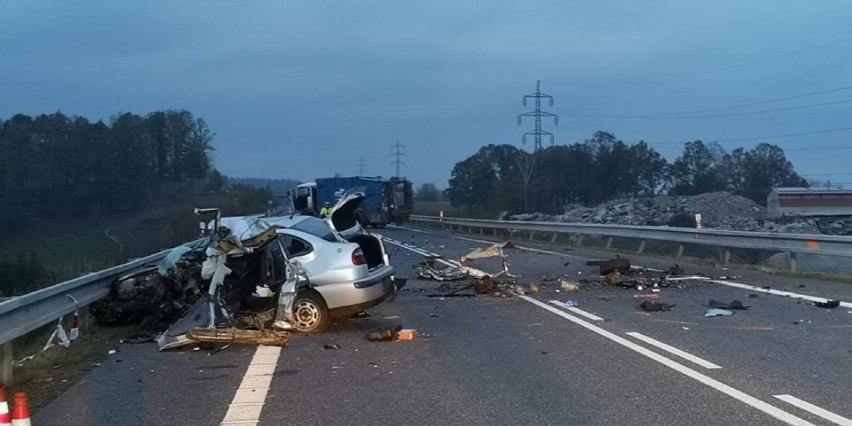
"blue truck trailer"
290,176,413,227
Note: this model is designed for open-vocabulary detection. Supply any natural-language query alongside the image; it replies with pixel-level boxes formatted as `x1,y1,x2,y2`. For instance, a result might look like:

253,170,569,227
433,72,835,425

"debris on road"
707,299,750,310
814,300,841,308
560,279,581,292
415,241,516,281
600,257,631,275
460,241,515,262
562,300,578,308
367,325,402,342
597,259,692,290
640,300,676,312
415,256,469,281
704,309,733,317
633,294,660,299
426,294,475,298
473,276,495,294
395,329,416,341
529,283,541,295
324,344,341,350
186,328,290,347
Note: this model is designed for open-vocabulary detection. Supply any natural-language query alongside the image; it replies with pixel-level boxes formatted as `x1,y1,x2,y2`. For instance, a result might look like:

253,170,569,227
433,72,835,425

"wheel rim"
294,300,321,330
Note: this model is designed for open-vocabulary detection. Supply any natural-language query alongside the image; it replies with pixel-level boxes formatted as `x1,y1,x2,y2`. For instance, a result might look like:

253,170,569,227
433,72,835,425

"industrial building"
767,187,852,219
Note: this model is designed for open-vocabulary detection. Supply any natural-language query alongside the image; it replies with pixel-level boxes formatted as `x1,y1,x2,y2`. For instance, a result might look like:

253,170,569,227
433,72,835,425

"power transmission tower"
390,140,406,178
356,157,368,176
518,80,559,152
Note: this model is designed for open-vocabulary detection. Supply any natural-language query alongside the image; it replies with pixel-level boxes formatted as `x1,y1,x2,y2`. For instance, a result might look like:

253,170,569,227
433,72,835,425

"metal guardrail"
409,215,852,259
0,249,172,348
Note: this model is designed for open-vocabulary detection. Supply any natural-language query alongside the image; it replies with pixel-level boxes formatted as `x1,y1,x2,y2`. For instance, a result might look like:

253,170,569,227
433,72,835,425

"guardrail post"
550,232,558,243
1,341,12,386
638,240,646,254
789,252,798,272
79,306,91,330
480,227,484,235
722,249,731,265
606,237,613,249
529,231,535,241
676,245,684,258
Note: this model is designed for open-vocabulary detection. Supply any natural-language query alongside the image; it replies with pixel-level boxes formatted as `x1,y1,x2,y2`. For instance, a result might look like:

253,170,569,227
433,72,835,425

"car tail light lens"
351,248,366,265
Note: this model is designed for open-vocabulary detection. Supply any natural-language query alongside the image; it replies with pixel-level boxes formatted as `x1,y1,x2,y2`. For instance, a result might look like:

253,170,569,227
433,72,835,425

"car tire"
292,290,330,333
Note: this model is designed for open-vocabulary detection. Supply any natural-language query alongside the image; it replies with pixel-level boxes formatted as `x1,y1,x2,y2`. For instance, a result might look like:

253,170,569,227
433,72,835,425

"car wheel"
292,290,330,333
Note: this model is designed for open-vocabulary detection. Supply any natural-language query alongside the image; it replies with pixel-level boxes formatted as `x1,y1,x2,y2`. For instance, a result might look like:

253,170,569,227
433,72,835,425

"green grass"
414,201,472,218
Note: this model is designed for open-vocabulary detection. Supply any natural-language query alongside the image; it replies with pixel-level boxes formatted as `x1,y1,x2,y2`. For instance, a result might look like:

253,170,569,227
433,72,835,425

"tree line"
0,110,214,227
446,131,807,215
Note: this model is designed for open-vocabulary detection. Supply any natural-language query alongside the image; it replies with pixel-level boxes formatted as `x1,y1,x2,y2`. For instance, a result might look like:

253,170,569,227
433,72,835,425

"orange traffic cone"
11,393,29,426
0,384,11,426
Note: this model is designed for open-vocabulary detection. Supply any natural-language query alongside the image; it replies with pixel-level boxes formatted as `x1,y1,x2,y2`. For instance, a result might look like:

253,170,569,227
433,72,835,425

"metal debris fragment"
559,279,581,293
415,241,516,281
814,300,841,309
640,300,675,312
186,328,290,347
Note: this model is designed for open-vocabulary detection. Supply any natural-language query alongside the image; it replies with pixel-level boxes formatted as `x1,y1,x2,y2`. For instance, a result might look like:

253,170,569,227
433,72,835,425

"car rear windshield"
291,217,337,242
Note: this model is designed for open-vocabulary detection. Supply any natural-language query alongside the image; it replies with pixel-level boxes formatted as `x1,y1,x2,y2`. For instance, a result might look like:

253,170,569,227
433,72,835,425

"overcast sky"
2,1,851,188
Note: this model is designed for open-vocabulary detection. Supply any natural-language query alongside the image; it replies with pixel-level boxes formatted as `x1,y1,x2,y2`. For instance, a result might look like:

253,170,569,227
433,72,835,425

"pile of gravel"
510,191,850,235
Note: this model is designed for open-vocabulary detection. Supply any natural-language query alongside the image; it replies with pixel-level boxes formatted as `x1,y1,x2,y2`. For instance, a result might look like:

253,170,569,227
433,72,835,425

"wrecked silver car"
93,209,301,349
263,189,401,333
93,199,402,349
155,212,303,349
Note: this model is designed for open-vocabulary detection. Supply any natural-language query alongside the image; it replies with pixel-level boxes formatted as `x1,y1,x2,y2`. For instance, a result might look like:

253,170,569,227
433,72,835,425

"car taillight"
351,248,367,265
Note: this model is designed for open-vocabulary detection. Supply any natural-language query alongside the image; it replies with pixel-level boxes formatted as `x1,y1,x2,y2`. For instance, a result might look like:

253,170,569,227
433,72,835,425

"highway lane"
33,224,852,425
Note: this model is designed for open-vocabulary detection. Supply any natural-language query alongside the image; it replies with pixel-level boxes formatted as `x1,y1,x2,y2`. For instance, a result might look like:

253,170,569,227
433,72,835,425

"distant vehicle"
264,189,401,332
289,176,413,227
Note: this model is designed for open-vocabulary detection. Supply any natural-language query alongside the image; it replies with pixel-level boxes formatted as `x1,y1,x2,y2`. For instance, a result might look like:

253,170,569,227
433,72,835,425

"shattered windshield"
290,217,337,242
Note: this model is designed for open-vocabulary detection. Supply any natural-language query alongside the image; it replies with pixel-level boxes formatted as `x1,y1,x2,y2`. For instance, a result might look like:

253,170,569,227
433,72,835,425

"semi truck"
289,176,413,227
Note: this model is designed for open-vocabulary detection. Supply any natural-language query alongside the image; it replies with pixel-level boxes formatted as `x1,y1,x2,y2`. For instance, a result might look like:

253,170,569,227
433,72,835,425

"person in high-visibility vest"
320,202,331,218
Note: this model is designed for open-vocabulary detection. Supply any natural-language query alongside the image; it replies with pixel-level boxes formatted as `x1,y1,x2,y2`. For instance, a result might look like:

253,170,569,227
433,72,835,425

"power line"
588,35,852,86
784,146,852,151
518,80,559,152
558,85,852,119
556,98,852,120
711,126,852,144
800,172,852,177
544,126,852,149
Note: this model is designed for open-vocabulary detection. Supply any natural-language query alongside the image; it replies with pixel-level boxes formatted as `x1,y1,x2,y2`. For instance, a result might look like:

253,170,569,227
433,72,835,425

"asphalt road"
34,225,852,425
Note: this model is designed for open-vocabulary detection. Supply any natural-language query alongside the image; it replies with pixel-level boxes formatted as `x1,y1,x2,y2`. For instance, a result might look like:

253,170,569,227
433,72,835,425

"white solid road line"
710,280,852,308
774,395,852,426
625,332,722,370
520,296,815,426
548,300,604,321
221,345,282,426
